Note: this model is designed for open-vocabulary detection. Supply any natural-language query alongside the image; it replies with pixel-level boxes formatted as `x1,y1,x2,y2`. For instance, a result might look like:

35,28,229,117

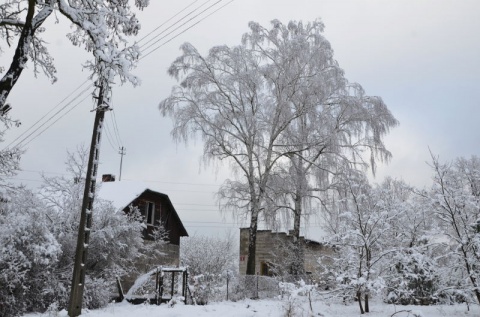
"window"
260,261,270,276
146,201,155,226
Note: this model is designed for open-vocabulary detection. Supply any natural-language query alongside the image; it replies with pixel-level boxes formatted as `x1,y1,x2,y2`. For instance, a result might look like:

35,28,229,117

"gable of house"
98,181,188,245
125,189,188,245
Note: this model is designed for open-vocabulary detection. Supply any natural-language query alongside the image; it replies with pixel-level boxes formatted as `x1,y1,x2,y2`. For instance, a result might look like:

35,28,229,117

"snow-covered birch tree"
160,22,309,275
160,19,398,276
0,0,149,108
246,20,397,275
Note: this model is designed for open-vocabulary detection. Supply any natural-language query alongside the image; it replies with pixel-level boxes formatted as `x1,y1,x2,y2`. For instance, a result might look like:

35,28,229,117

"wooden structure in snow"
121,267,192,305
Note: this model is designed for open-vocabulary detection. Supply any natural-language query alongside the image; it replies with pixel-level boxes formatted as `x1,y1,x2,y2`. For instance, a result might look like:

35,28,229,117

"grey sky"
3,0,480,239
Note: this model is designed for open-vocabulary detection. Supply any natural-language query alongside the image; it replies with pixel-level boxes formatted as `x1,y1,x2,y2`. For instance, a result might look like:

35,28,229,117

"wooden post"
182,270,186,298
171,272,175,298
185,270,189,304
155,268,159,305
68,82,109,317
159,274,164,302
226,273,229,301
115,277,124,302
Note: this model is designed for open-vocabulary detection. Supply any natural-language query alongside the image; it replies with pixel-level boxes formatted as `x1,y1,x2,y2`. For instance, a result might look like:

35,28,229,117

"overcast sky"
3,0,480,240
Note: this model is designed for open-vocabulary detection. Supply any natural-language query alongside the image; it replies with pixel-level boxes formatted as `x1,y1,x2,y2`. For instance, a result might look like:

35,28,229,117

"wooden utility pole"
68,81,110,317
118,146,126,181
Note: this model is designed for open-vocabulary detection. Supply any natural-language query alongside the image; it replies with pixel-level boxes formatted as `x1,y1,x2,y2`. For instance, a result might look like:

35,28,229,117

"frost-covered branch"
0,0,150,108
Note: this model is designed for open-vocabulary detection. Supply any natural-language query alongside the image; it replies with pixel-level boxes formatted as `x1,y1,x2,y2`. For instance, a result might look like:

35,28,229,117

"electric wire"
135,0,201,45
20,92,93,149
4,0,233,153
110,110,123,147
12,169,223,188
140,0,233,60
106,93,123,148
138,0,217,50
103,117,119,151
4,84,92,150
4,79,91,149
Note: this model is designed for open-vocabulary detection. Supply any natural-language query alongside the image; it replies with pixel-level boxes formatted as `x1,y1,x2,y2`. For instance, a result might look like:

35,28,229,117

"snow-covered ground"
23,298,480,317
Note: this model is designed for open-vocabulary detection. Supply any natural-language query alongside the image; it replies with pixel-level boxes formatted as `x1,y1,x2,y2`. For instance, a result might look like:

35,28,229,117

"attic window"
146,201,155,226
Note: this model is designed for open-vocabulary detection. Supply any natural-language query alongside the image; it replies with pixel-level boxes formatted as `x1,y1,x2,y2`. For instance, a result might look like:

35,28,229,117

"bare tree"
323,171,404,314
0,0,149,108
428,154,480,304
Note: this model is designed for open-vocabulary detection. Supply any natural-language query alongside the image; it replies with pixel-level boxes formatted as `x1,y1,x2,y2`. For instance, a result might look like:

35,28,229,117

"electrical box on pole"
68,81,110,317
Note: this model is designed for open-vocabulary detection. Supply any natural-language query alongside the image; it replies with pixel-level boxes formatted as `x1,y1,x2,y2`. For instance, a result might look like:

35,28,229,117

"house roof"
98,181,188,237
98,181,150,210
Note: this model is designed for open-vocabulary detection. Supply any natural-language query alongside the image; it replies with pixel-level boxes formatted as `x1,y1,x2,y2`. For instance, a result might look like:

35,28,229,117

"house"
239,228,333,282
98,177,188,270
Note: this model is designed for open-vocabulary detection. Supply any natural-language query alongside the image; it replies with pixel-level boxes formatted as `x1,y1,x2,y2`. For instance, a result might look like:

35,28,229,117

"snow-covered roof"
97,181,153,211
98,180,189,237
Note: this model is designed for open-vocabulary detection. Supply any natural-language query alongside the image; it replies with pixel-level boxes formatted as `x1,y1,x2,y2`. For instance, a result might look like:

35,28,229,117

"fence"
124,271,315,305
192,273,316,304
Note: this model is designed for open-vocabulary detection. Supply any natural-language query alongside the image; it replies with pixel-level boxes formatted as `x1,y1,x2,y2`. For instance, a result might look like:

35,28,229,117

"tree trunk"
246,208,259,275
365,294,369,313
290,155,305,276
357,290,365,314
290,198,304,275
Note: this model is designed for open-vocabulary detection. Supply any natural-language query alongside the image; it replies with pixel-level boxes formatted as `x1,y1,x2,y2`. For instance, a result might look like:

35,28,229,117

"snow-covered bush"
181,233,237,304
0,148,151,315
181,233,237,277
280,280,316,317
386,249,440,305
0,189,62,317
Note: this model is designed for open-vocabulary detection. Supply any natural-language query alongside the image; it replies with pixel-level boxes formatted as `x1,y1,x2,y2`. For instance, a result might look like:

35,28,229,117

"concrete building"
239,228,333,282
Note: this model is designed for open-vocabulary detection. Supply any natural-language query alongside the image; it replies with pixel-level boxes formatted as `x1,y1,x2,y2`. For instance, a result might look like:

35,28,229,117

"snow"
97,180,155,211
125,267,158,299
21,298,480,317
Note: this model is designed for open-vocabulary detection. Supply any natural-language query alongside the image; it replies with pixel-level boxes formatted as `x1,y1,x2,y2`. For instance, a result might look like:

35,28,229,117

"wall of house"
239,228,291,275
121,243,181,292
239,228,333,281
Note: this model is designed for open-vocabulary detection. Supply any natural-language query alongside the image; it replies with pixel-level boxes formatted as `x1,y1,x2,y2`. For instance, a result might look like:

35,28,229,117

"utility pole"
68,81,110,317
118,146,126,181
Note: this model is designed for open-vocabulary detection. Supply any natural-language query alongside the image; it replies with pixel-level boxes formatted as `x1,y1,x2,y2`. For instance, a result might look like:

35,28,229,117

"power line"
4,81,92,149
103,117,119,151
19,92,92,149
139,0,218,50
11,169,223,187
121,178,221,187
4,0,234,150
136,0,201,45
110,110,123,147
140,0,234,60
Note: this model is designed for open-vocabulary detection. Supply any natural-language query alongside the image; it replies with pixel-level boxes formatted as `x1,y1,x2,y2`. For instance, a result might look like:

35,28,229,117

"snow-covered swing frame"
120,266,192,305
156,267,191,305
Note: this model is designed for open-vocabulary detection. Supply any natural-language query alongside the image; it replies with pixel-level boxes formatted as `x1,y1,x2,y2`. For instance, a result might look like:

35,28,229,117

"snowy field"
23,299,480,317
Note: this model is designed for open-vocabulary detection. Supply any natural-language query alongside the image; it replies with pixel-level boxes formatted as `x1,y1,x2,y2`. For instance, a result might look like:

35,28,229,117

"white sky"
2,0,480,240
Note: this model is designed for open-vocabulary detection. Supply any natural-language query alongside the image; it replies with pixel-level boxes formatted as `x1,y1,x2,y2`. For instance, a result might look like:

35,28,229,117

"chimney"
102,174,116,182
